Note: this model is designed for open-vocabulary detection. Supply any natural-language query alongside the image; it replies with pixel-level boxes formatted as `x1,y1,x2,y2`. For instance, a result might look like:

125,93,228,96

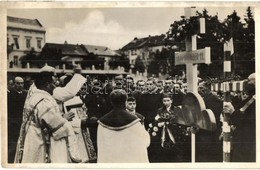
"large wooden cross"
175,7,210,93
174,7,214,163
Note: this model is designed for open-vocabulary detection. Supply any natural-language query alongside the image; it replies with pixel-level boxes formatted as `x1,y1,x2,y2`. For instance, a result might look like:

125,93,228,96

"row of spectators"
7,70,255,163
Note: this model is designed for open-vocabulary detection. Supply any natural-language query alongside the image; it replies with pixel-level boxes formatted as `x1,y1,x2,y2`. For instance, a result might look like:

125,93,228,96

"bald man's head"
248,73,255,85
14,76,24,92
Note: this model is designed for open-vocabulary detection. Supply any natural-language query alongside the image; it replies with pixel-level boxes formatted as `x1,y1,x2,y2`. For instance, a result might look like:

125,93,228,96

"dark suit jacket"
231,96,255,162
8,89,27,139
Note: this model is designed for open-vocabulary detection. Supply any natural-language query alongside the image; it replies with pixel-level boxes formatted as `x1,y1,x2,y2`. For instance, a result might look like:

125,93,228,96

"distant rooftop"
43,43,120,57
7,16,46,32
121,34,167,50
44,43,88,56
81,44,120,56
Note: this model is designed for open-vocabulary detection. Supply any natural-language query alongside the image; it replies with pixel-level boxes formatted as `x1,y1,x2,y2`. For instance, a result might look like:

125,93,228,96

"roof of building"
44,43,88,56
81,44,120,56
7,16,46,32
121,34,174,50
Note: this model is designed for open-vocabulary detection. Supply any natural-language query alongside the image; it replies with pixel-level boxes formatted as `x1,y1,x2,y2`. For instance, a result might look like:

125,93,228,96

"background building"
80,44,121,70
7,16,46,68
120,34,174,67
41,42,89,69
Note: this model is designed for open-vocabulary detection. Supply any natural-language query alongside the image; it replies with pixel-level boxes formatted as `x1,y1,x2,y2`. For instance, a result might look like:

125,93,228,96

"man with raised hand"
15,70,81,163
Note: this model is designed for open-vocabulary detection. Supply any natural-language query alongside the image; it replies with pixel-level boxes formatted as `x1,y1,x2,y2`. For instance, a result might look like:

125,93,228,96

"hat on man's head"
40,65,55,73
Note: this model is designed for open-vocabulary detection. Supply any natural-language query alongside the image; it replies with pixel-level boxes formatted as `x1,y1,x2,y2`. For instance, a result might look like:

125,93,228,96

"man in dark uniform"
8,76,28,163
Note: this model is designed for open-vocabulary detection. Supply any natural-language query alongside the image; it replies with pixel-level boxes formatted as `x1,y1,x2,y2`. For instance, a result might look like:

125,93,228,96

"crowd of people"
7,65,256,163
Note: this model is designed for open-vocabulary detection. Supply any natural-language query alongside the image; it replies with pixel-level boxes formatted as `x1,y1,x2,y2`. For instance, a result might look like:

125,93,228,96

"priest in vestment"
97,89,150,163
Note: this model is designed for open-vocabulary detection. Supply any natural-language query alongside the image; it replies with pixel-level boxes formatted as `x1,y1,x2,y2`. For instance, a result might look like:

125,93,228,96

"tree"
165,9,229,78
196,9,230,78
147,47,184,77
108,54,130,71
223,9,255,77
40,46,63,68
164,8,255,79
147,51,159,76
237,7,255,77
134,56,145,73
20,48,43,68
120,54,130,72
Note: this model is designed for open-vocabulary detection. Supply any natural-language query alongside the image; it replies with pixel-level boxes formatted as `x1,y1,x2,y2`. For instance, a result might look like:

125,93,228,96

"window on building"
13,37,19,49
37,39,42,49
13,56,18,66
26,39,31,49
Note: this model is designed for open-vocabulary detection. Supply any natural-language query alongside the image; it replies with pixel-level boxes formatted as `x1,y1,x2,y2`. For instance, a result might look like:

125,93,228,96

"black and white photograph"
0,1,259,169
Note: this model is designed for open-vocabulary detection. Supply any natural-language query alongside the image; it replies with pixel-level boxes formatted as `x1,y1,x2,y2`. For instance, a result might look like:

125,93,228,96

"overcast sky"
7,6,253,50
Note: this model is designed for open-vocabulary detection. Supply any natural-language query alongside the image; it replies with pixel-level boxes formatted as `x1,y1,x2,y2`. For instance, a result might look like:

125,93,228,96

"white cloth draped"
21,89,74,163
97,122,150,163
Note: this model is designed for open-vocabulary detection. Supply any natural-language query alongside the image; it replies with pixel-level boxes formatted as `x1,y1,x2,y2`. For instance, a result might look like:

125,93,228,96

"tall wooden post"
223,39,232,162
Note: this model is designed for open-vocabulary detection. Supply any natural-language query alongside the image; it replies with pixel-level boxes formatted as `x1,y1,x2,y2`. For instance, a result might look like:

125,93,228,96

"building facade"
7,16,46,68
120,34,174,67
80,44,121,70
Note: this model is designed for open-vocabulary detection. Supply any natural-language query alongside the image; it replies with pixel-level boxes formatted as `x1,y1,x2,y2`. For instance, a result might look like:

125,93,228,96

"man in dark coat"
82,79,112,155
138,78,162,130
137,78,163,162
133,80,145,112
8,76,28,163
231,73,256,162
172,83,185,106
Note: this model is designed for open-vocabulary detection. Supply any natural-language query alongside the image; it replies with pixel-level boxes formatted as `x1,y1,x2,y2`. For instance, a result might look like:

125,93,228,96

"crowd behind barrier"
7,70,256,163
